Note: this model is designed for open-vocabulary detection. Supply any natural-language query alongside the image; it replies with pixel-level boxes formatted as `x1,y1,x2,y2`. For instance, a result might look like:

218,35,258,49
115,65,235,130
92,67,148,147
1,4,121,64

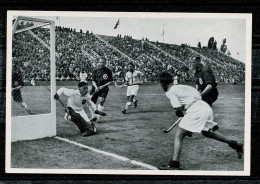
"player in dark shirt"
12,66,31,114
194,56,219,107
89,57,113,122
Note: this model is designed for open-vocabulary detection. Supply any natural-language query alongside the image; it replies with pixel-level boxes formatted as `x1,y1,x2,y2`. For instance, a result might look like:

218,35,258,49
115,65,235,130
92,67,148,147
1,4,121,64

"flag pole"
118,18,120,36
162,22,165,43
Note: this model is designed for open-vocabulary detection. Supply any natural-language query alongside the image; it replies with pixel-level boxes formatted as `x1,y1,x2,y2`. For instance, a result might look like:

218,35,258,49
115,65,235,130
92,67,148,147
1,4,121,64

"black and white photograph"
5,11,251,175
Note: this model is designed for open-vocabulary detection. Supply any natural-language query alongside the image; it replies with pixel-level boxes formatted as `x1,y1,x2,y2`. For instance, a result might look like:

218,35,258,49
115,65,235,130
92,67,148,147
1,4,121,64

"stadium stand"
12,23,245,84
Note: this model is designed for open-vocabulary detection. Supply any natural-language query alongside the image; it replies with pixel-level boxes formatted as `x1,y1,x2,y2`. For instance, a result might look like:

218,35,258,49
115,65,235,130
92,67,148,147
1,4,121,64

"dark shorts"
202,88,218,107
67,107,93,133
12,89,22,102
90,86,109,104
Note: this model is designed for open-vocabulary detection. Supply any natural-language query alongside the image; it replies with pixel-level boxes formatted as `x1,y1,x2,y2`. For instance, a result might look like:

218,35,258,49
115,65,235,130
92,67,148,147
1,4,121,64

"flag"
114,19,120,29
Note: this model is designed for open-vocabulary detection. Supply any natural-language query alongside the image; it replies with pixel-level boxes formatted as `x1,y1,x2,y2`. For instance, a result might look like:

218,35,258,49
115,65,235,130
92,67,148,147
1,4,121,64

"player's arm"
200,70,214,97
195,84,199,90
11,84,23,91
54,87,75,99
92,80,98,90
200,84,212,97
91,70,98,90
167,93,184,117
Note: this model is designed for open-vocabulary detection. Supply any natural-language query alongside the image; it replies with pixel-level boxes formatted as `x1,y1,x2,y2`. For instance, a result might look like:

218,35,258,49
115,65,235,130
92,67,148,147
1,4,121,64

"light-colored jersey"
125,70,144,85
166,84,201,110
57,88,96,112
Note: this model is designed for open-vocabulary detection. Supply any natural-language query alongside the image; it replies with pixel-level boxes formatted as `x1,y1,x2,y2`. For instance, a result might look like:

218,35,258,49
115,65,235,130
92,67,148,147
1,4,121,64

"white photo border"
6,11,252,176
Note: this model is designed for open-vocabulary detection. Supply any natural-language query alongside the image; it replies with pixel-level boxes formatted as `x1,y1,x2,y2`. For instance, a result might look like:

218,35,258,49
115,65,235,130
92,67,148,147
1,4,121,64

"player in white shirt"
54,81,106,136
122,62,144,114
158,72,243,170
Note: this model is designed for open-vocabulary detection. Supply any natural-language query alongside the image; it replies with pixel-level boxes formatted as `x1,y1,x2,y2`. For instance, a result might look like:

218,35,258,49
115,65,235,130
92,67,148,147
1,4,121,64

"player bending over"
54,81,106,137
89,57,113,122
158,72,243,170
122,62,144,114
12,66,31,114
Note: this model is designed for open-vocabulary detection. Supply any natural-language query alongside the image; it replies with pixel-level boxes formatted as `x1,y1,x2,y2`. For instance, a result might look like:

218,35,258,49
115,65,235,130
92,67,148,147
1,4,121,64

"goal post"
10,16,56,142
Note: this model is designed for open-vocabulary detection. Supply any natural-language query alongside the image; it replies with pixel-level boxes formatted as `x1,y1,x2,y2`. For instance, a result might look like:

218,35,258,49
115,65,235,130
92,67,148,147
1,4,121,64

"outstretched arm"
200,84,212,97
11,85,23,91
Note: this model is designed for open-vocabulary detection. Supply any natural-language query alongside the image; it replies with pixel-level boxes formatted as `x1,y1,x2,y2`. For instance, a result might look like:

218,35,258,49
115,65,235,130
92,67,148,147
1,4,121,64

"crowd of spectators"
12,23,245,85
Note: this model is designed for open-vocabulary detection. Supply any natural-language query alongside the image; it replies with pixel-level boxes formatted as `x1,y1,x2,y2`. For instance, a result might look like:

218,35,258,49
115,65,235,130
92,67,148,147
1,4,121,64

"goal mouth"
10,16,56,142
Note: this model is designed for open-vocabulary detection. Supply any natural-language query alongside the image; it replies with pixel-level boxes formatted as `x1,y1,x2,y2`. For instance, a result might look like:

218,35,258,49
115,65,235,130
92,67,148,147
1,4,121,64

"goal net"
11,16,56,142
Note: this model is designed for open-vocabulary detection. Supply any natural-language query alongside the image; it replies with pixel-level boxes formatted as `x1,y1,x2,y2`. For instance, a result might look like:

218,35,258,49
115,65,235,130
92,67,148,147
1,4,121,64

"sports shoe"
122,109,126,114
229,141,243,159
134,100,138,108
90,116,97,122
158,160,181,170
81,130,96,137
236,143,243,159
95,110,106,116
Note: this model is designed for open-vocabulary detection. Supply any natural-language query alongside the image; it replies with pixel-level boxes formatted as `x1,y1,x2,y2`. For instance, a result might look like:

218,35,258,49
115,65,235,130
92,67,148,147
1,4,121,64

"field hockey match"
6,12,251,175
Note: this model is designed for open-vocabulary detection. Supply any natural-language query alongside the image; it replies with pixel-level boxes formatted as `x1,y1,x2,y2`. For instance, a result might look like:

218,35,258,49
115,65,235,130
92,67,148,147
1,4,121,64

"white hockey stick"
114,81,128,88
163,117,183,133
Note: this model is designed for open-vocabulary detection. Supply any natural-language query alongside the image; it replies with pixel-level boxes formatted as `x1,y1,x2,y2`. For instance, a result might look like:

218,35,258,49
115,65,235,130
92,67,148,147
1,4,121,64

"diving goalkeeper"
54,81,106,137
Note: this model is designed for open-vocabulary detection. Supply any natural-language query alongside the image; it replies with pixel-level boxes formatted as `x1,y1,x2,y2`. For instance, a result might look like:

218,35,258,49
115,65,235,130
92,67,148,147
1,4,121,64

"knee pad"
127,102,132,106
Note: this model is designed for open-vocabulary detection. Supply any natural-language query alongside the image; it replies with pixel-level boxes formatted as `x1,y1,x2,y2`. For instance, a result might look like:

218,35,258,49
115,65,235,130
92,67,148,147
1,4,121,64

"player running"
194,56,218,107
158,72,243,170
12,66,31,114
54,81,106,136
121,62,144,114
89,57,113,122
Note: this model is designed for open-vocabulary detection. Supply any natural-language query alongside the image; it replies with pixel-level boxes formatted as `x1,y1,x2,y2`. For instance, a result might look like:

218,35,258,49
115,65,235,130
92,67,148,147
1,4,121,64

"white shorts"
127,85,139,97
179,100,218,133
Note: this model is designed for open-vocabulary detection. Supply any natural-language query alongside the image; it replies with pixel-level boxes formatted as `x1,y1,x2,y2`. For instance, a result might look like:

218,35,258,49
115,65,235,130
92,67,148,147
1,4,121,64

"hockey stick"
114,80,128,88
163,117,183,133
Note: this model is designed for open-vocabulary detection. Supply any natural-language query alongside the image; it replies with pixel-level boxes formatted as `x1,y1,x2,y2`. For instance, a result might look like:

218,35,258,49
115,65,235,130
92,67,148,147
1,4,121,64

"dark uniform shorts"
67,107,94,133
202,88,218,107
12,89,22,102
90,86,109,104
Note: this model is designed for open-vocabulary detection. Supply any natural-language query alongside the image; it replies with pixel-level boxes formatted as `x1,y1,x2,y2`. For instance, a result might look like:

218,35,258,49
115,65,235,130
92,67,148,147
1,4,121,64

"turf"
11,83,245,170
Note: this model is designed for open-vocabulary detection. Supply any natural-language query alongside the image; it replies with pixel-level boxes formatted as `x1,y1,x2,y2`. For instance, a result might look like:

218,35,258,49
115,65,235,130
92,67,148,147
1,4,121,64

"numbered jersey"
125,70,144,85
92,66,113,87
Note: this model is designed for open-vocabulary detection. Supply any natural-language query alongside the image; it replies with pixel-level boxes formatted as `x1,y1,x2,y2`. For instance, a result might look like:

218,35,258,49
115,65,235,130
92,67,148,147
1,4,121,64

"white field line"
55,136,158,170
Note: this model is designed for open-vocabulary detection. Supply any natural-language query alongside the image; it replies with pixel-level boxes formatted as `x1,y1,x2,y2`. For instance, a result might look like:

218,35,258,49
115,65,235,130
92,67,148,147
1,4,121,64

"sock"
22,102,27,109
98,104,104,111
125,102,131,110
97,104,104,121
89,106,96,118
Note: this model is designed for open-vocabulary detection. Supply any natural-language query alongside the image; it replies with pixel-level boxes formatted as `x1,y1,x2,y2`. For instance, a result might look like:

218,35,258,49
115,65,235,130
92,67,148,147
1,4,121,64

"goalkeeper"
158,72,243,170
54,81,106,137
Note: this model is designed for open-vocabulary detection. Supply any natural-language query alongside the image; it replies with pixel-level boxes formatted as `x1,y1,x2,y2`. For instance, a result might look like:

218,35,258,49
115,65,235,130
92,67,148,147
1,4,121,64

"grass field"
10,83,245,171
